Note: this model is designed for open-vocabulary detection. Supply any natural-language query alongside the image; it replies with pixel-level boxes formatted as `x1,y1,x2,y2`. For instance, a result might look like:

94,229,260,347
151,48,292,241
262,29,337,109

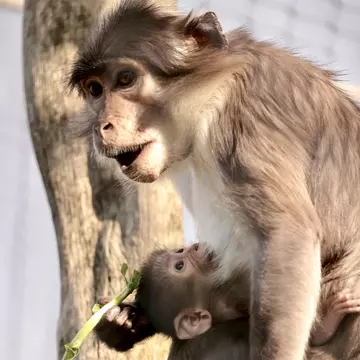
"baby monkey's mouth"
113,143,150,169
193,243,215,264
205,251,214,263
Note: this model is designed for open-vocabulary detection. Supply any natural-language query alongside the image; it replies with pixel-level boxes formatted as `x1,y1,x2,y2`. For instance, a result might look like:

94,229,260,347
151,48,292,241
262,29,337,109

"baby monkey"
95,244,360,359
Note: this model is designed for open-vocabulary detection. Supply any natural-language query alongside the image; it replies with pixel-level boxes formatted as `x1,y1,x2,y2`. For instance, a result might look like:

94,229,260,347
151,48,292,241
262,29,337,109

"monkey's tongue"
116,148,142,169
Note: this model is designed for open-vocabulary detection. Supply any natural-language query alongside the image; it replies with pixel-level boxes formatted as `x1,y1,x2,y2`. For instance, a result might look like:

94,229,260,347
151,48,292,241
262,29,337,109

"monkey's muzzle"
112,143,150,169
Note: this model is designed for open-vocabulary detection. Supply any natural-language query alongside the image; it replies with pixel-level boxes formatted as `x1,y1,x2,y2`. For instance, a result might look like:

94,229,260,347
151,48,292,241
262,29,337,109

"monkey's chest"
180,171,258,281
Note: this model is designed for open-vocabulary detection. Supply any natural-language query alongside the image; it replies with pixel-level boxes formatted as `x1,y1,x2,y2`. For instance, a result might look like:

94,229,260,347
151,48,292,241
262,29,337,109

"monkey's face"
68,0,229,183
136,243,217,336
137,244,242,337
78,60,191,183
166,243,216,278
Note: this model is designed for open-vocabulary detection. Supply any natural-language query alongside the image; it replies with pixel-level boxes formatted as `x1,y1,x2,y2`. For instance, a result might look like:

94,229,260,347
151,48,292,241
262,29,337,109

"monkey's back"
218,31,360,280
306,79,360,282
227,34,360,356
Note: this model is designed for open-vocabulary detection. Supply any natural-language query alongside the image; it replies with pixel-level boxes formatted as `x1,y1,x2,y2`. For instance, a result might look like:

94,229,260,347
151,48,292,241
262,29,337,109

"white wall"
180,0,360,83
0,1,359,359
0,7,59,360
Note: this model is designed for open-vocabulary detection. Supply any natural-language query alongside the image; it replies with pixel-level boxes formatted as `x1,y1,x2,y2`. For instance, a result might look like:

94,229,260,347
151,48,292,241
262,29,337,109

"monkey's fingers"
97,297,112,306
328,292,353,308
114,307,132,327
331,291,352,301
105,306,121,322
337,306,360,314
123,319,133,329
333,299,360,313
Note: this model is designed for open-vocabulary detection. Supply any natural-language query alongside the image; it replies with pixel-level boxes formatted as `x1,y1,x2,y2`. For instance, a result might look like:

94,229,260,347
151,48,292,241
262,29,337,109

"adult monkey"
68,1,360,359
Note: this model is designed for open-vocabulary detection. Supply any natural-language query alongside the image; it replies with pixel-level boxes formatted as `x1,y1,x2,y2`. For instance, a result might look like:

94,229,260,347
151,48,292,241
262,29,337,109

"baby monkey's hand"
94,297,156,352
311,289,360,346
322,290,360,334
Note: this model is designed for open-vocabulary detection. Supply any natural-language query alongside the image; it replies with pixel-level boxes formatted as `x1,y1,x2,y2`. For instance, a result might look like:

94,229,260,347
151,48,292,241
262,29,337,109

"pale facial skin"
166,243,216,279
78,62,190,183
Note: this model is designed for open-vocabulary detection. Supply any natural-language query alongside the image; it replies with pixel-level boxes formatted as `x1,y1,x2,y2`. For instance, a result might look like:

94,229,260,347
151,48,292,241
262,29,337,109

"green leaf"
62,344,79,360
121,263,128,277
92,304,101,314
61,265,141,360
130,270,141,287
133,269,140,278
121,263,129,284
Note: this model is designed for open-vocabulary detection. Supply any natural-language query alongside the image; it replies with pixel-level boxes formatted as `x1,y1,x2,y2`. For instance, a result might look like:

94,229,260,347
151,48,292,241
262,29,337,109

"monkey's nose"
191,243,199,251
100,122,114,137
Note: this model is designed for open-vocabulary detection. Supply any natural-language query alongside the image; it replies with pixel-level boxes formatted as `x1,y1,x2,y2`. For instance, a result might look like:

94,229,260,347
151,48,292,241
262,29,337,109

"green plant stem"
62,275,138,360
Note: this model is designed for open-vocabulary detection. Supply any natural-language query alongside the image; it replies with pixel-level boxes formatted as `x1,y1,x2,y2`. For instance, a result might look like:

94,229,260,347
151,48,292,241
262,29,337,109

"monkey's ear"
174,308,212,340
184,12,228,49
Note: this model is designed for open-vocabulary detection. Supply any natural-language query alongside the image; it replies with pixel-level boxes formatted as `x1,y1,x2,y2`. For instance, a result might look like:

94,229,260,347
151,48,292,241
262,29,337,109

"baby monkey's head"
136,243,242,340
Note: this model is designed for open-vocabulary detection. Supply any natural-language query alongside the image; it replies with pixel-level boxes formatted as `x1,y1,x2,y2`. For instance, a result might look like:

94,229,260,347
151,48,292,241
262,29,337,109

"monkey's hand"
311,290,360,346
94,297,156,352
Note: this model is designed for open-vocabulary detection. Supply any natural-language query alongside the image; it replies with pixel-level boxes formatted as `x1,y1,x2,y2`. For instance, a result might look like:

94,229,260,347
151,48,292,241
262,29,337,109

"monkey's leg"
250,220,321,360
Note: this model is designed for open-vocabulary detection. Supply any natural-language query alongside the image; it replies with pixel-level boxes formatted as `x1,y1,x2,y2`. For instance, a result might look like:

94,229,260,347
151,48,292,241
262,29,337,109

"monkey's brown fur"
95,245,360,360
68,1,360,359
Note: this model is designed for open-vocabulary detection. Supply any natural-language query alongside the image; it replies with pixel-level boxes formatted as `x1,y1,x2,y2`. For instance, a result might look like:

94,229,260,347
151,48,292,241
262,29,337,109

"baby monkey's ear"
183,11,228,49
174,308,212,340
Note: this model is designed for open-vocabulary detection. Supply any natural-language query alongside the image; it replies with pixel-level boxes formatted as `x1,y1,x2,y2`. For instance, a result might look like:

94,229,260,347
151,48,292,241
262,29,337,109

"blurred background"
0,0,359,359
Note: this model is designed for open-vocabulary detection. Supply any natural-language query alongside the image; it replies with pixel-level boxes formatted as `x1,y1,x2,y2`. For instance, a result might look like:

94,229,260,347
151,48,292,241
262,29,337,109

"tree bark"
22,0,182,359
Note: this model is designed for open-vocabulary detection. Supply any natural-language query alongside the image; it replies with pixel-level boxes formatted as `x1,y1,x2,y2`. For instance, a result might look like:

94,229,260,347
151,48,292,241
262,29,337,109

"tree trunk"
22,0,182,359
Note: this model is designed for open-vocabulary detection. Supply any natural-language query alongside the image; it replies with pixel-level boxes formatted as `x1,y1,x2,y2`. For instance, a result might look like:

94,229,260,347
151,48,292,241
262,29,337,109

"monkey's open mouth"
205,251,214,263
115,143,149,169
194,243,215,264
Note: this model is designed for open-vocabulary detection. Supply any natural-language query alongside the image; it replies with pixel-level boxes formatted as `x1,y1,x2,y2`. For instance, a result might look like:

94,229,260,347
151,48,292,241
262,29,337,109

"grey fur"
68,1,360,359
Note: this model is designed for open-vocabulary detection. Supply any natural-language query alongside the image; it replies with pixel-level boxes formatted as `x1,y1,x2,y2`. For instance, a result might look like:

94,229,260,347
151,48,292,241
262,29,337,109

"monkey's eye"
174,260,185,272
117,70,137,89
85,80,103,98
175,248,184,253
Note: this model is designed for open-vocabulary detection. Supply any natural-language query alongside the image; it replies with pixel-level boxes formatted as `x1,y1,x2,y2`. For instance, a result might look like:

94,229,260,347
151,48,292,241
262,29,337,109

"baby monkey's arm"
311,290,360,346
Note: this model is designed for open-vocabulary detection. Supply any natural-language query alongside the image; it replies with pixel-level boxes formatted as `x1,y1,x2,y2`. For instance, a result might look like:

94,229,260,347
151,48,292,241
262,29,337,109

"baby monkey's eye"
117,70,137,88
174,260,185,272
85,80,103,98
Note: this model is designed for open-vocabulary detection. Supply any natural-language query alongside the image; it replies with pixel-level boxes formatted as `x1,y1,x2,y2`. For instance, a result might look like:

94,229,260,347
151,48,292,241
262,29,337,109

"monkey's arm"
310,290,360,346
94,298,157,352
244,175,322,360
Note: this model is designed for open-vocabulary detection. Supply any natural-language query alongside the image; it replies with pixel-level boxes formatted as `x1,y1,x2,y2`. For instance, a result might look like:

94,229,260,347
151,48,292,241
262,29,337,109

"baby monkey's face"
135,243,219,339
136,243,245,340
166,243,216,279
160,244,244,341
